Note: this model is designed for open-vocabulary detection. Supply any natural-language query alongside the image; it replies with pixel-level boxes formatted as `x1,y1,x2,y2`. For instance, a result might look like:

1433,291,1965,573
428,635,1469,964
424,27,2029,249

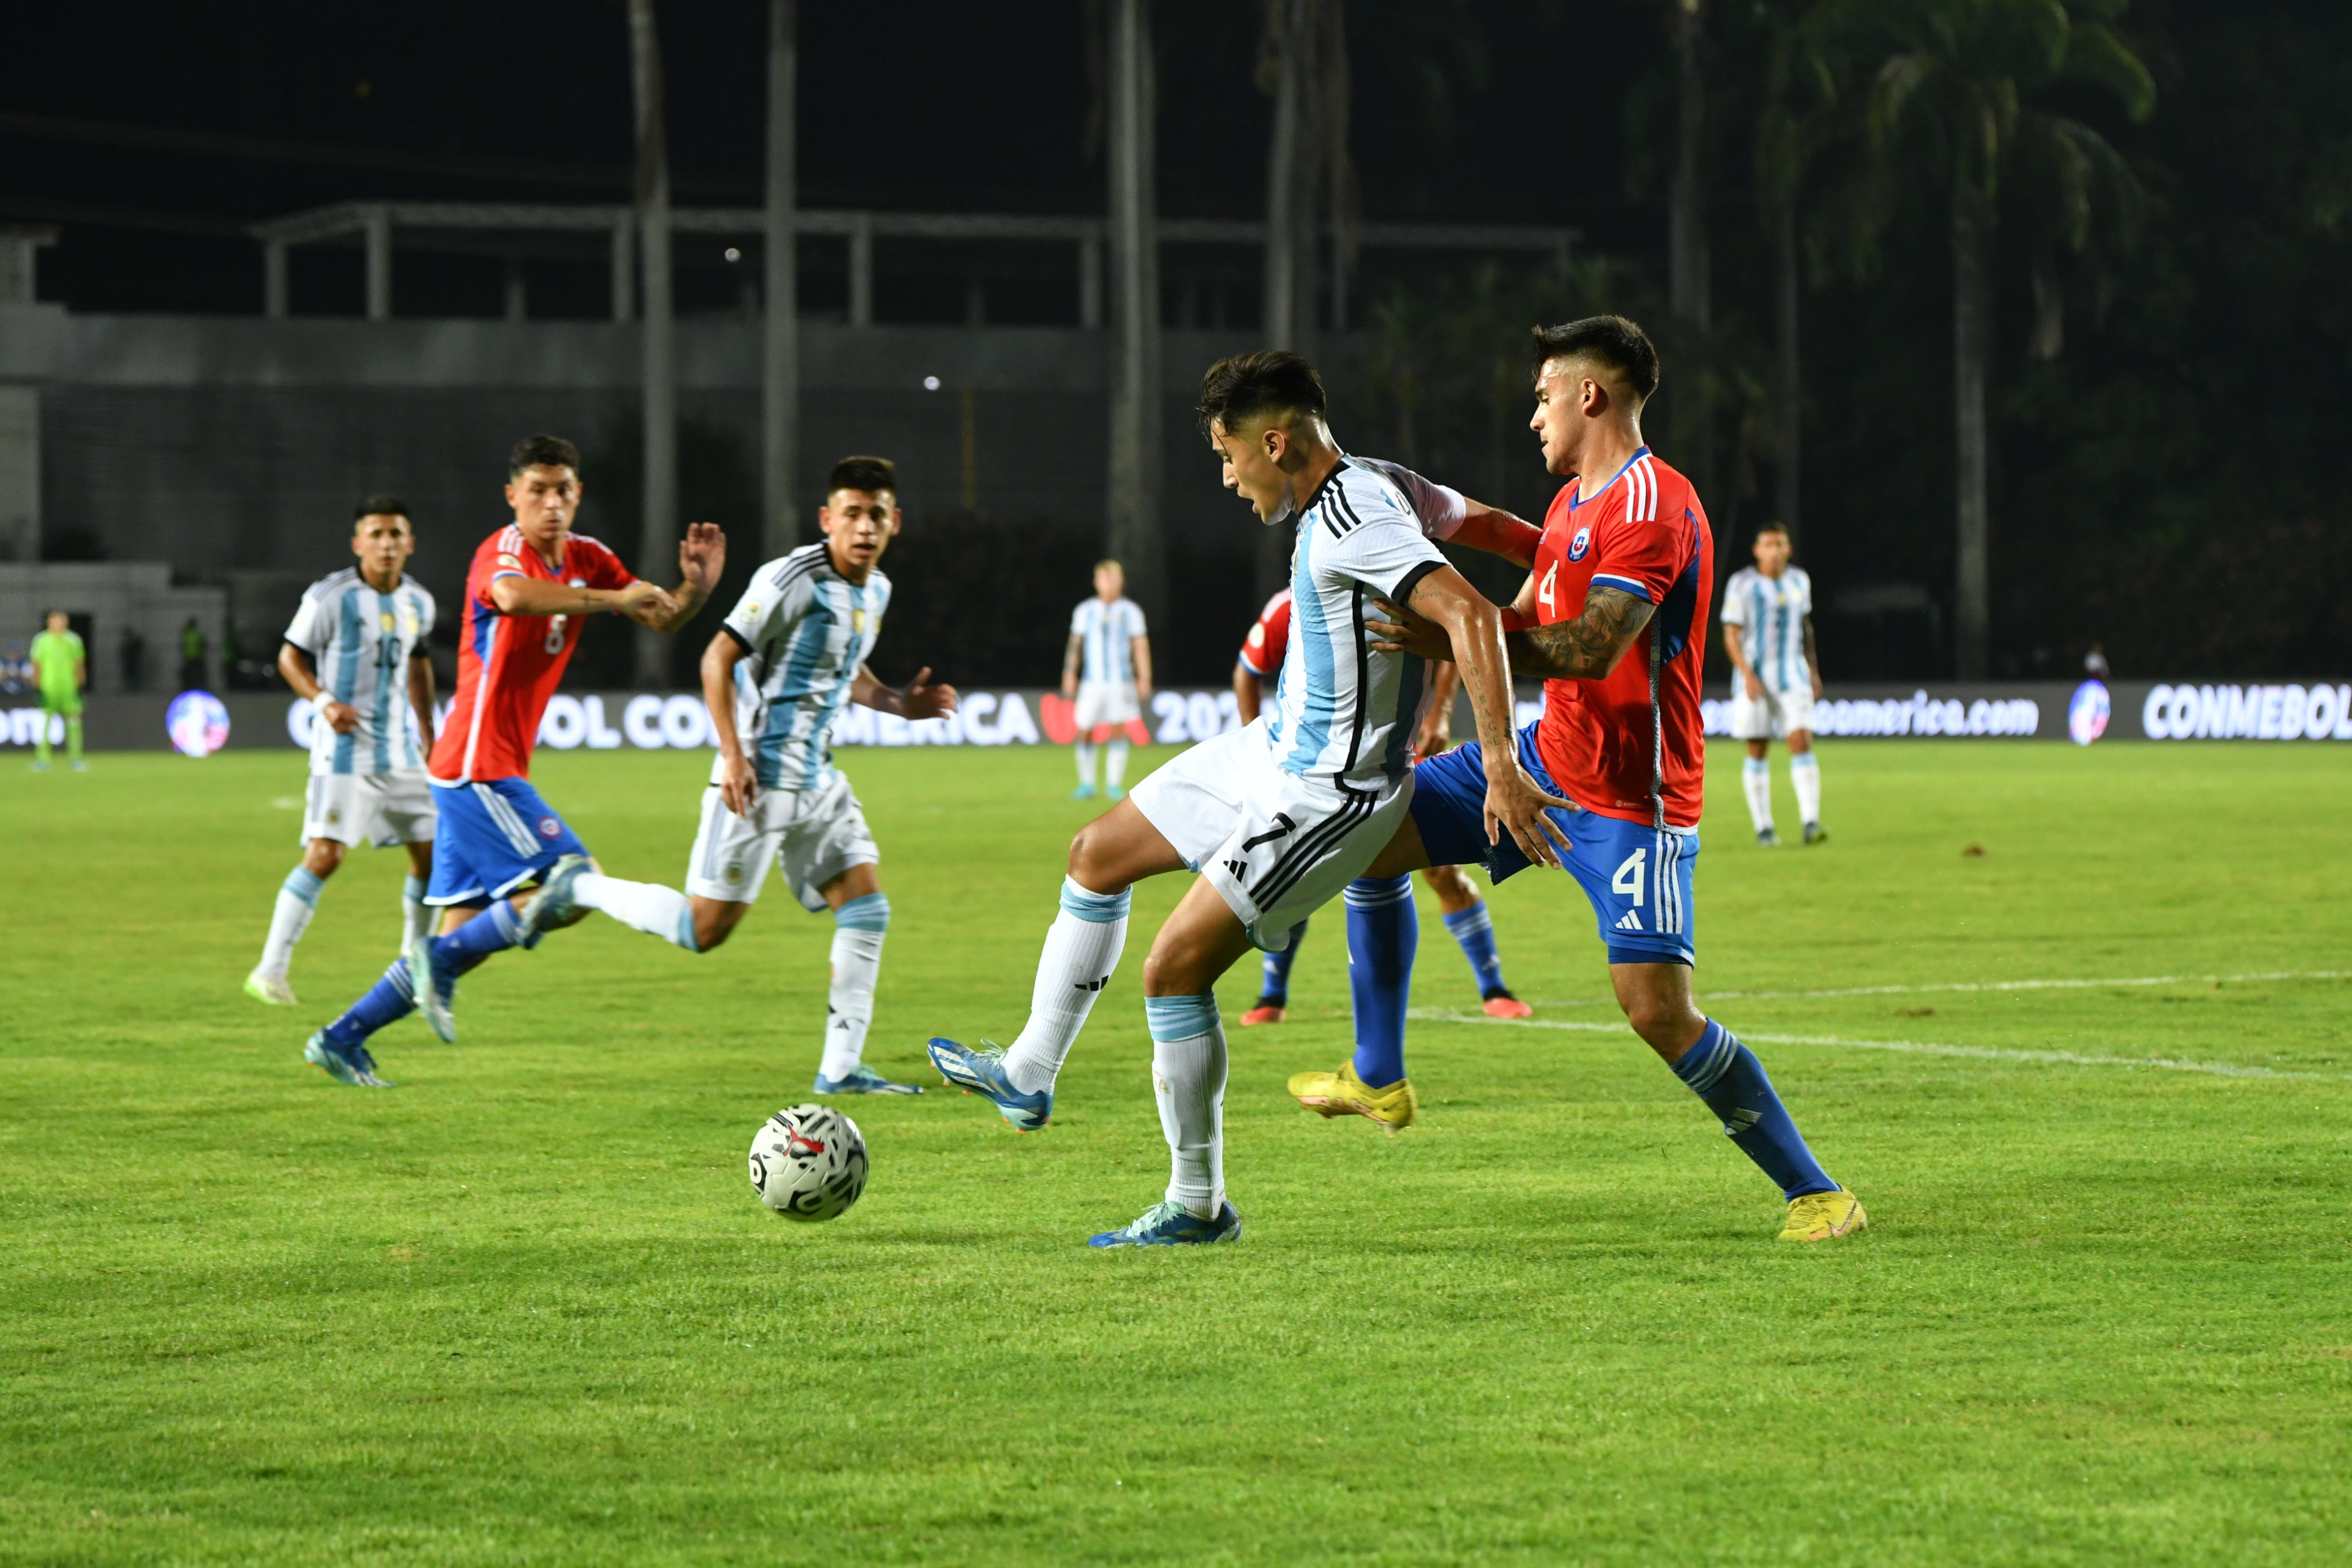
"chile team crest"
1567,524,1593,562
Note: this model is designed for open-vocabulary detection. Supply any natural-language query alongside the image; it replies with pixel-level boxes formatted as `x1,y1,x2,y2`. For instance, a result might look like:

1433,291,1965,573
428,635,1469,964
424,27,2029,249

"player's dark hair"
353,494,410,523
1529,315,1662,403
1196,350,1328,440
508,433,581,478
826,455,897,498
1755,519,1790,539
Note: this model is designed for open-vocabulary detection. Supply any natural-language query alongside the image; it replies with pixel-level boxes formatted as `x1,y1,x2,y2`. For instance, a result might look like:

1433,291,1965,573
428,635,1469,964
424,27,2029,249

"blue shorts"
424,778,590,907
1409,723,1698,966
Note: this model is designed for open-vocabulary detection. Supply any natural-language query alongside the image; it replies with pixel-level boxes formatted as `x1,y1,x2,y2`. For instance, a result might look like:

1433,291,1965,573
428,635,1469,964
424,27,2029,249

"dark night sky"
2,1,1662,315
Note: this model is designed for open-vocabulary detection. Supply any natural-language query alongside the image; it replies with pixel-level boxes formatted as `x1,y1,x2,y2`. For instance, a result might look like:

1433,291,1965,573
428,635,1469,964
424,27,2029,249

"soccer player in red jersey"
303,433,725,1086
1356,316,1864,1242
1231,586,1533,1028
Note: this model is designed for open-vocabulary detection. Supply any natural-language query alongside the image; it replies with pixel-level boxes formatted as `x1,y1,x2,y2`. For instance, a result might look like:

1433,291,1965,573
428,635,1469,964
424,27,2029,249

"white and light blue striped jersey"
1262,456,1452,789
1070,595,1147,684
720,543,889,792
283,568,436,777
1720,564,1813,692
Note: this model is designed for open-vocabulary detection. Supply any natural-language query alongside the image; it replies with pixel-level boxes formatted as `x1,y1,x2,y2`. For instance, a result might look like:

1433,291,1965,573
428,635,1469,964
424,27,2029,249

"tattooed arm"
1506,586,1655,680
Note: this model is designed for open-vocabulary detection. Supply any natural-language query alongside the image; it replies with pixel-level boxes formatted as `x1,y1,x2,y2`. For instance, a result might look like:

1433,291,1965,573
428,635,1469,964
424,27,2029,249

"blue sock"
1258,918,1305,1003
1441,900,1507,996
284,866,325,907
430,900,524,971
323,959,417,1044
1345,876,1415,1088
1670,1019,1838,1200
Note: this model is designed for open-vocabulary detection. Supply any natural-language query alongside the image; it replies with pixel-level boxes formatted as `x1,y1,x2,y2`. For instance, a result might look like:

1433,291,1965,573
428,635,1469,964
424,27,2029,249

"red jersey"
429,523,637,785
1527,447,1712,828
1239,588,1293,680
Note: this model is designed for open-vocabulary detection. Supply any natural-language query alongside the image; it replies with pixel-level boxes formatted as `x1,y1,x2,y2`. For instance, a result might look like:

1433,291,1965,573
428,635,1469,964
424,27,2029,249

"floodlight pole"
1106,0,1165,632
630,0,679,687
763,0,801,556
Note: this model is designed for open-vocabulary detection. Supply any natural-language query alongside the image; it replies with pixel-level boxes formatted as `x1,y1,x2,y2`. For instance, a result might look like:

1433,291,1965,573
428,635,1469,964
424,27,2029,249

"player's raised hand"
901,667,959,721
717,746,758,817
1368,599,1456,661
1483,762,1575,870
678,521,726,591
616,580,675,621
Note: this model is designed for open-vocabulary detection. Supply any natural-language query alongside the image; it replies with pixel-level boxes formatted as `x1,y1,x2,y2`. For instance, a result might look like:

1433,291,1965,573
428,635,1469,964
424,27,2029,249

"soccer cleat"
1481,988,1533,1020
407,931,455,1043
927,1037,1053,1131
1106,784,1126,802
813,1064,924,1095
1778,1187,1867,1242
304,1030,393,1088
519,853,591,942
69,759,87,772
1240,1001,1287,1026
1087,1198,1243,1248
1070,783,1098,800
29,759,49,772
1804,821,1828,845
244,969,299,1007
1287,1060,1418,1134
1757,827,1781,847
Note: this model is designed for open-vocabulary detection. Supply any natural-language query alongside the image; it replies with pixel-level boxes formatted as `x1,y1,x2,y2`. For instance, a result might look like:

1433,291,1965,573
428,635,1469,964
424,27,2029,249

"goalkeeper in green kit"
29,610,86,771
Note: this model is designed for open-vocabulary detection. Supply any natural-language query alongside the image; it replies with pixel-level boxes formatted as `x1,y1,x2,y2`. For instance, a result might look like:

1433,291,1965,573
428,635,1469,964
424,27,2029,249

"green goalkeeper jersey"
30,628,84,700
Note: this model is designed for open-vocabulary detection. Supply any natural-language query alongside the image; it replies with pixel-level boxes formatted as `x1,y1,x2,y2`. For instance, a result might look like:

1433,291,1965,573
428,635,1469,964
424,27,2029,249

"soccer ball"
748,1104,868,1221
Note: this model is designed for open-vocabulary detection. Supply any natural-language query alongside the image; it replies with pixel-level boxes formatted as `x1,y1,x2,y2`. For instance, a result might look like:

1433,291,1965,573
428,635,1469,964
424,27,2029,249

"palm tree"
1855,0,2153,676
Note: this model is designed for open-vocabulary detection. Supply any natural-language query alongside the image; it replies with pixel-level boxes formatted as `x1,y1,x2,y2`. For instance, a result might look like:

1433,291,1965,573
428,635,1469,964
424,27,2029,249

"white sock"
1742,756,1775,834
821,893,889,1081
1075,740,1097,787
1105,736,1130,789
1790,751,1821,827
1146,994,1227,1219
258,865,324,975
574,871,699,950
401,874,432,948
1001,877,1132,1094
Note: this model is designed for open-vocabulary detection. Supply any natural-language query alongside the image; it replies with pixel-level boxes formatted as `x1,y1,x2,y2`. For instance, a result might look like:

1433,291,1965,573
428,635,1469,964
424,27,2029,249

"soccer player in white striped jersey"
1063,560,1152,800
245,497,438,1006
677,455,958,1094
1720,522,1825,845
928,351,1566,1247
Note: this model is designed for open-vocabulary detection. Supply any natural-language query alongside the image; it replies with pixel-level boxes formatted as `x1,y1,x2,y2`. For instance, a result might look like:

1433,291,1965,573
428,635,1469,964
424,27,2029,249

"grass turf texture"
2,740,2348,1566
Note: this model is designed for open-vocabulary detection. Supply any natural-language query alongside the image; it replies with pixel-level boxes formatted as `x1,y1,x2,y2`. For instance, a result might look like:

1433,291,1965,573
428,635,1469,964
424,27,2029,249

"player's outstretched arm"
1449,499,1543,570
702,630,757,816
492,575,671,621
1403,566,1572,868
851,664,958,721
1506,586,1653,680
624,521,726,634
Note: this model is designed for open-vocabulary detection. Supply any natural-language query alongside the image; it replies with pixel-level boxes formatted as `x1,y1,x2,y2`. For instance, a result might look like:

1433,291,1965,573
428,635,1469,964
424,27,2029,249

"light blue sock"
401,874,425,903
284,866,325,906
1345,875,1415,1089
1441,900,1507,996
1670,1019,1838,1200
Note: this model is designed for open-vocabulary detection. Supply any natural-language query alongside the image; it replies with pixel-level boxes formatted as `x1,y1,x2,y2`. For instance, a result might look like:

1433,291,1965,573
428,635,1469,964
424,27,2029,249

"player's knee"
1066,823,1115,884
303,840,346,876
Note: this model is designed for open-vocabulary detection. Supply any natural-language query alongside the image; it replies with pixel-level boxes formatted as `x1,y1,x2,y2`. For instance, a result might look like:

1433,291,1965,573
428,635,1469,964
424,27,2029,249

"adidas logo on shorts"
1615,909,1643,931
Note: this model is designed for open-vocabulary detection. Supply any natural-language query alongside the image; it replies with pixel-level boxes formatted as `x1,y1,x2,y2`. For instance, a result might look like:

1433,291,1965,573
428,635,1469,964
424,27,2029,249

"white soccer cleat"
243,968,298,1006
408,930,455,1043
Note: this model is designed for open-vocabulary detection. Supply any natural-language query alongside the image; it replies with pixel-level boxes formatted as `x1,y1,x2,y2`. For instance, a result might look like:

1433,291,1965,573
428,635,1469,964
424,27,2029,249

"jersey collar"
1568,446,1651,511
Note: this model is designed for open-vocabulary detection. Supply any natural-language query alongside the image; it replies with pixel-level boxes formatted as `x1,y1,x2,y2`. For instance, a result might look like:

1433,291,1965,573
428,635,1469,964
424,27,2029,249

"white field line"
1406,1009,2352,1084
1529,967,2352,1009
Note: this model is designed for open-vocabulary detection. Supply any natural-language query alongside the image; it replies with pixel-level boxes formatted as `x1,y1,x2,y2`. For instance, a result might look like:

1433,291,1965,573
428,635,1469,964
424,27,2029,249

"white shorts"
1074,680,1141,735
684,770,879,912
1730,683,1816,741
1128,721,1413,952
302,770,436,849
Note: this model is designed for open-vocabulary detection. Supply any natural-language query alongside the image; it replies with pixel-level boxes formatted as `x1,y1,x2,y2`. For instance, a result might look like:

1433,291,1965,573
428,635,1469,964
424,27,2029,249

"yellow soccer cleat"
1778,1187,1867,1242
1286,1060,1418,1135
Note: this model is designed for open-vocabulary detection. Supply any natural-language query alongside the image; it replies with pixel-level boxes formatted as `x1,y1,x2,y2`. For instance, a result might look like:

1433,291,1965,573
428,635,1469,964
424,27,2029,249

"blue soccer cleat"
407,931,455,1043
1105,785,1126,802
305,1030,394,1088
813,1064,924,1095
1087,1199,1243,1248
519,853,591,943
1070,783,1098,800
926,1037,1052,1131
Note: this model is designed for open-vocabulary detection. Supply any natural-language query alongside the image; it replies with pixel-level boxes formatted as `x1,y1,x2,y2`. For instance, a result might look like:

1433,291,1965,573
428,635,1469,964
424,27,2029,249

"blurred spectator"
119,624,146,692
2083,643,2111,680
0,640,29,696
178,617,207,691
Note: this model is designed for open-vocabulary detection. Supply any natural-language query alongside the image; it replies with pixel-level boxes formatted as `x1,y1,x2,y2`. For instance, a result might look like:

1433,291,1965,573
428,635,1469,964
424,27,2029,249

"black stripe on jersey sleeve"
1383,557,1445,606
721,622,757,656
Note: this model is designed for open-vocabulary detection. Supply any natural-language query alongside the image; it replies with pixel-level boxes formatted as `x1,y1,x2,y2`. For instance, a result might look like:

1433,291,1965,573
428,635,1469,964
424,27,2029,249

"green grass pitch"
3,738,2348,1565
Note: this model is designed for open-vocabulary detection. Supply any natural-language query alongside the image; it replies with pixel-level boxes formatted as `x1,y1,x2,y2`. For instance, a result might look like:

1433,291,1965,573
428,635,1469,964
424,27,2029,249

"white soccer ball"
748,1104,868,1221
